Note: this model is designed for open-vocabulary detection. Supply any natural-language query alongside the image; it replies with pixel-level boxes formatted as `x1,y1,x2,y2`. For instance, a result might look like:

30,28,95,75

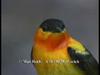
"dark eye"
42,23,48,31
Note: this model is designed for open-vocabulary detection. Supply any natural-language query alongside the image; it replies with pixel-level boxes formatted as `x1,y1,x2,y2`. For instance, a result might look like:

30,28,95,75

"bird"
31,19,98,75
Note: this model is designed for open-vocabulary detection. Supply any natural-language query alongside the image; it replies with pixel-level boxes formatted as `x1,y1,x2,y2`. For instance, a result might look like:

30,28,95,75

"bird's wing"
31,47,34,64
68,46,99,75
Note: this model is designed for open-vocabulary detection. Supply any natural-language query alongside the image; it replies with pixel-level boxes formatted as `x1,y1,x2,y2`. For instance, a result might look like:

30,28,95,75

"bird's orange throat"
34,28,70,51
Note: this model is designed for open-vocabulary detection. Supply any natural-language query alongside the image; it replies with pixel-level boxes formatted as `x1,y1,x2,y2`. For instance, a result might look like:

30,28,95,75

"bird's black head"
40,19,65,33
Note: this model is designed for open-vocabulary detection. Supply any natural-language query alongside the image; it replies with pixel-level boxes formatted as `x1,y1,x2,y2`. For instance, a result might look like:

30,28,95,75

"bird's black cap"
40,19,65,33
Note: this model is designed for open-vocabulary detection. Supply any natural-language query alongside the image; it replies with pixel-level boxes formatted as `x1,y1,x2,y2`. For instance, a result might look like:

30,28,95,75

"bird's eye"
42,23,48,31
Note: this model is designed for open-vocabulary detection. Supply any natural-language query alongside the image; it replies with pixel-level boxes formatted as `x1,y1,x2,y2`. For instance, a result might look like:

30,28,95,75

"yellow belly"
32,46,85,75
34,63,85,75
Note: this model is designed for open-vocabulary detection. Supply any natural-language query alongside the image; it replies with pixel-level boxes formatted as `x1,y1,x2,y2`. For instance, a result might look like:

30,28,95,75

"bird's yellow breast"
32,45,85,75
32,28,85,75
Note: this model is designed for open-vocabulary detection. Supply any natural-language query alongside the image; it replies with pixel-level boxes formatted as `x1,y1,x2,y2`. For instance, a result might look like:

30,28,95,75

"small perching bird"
31,19,98,75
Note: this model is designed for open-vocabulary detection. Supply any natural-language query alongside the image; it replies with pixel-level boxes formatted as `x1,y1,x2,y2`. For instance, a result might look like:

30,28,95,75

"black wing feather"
31,47,34,64
68,47,99,75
